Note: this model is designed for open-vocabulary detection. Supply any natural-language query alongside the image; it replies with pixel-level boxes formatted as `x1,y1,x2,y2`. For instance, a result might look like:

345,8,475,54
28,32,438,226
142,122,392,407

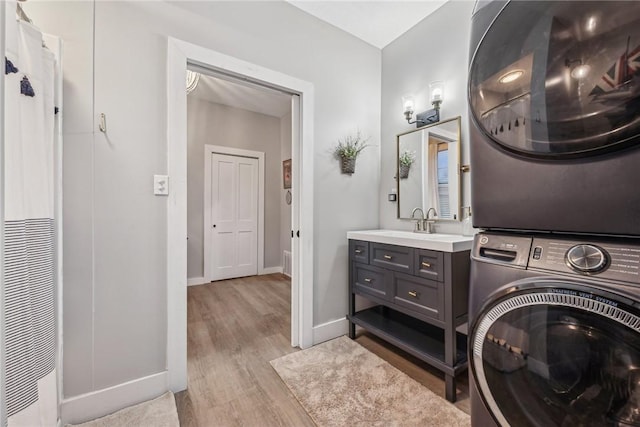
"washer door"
470,283,640,427
469,1,640,158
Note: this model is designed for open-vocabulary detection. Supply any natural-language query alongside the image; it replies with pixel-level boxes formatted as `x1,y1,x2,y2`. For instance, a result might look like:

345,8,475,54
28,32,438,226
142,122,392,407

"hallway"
175,274,313,426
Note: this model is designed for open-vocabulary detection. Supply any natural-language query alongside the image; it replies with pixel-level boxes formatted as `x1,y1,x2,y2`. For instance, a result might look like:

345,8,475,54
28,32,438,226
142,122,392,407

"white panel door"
210,153,258,281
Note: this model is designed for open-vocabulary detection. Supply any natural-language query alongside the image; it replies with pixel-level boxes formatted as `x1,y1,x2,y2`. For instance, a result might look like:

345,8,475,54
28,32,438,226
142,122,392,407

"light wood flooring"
175,274,469,426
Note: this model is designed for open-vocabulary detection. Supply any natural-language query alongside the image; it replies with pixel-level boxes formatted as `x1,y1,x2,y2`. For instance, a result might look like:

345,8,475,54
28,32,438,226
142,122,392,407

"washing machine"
469,231,640,426
468,1,640,236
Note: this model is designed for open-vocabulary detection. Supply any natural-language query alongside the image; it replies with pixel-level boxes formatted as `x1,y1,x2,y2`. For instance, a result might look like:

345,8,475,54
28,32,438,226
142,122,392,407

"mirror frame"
396,116,462,222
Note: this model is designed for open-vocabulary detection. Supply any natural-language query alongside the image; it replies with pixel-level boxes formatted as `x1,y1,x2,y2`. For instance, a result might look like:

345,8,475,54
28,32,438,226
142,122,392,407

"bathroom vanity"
346,230,472,402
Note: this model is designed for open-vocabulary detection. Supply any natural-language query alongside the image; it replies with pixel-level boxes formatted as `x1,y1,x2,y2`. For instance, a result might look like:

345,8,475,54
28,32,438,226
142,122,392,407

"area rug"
66,392,179,427
270,336,470,427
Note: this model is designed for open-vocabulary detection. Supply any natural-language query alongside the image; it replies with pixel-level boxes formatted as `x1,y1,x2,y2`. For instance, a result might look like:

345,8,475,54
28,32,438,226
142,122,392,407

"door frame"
203,145,265,281
0,3,6,423
167,37,315,391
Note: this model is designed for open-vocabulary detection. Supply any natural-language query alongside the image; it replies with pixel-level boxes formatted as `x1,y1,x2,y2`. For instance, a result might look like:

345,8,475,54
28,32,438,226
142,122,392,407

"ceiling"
287,1,447,49
188,1,447,116
188,72,292,118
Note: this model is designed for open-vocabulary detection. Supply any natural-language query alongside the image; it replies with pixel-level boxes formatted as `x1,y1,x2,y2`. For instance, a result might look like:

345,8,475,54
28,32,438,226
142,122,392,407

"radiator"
283,250,292,277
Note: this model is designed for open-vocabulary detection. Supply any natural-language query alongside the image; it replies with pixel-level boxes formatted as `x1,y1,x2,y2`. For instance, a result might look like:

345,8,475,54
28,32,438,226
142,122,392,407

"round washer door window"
470,285,640,427
469,1,640,158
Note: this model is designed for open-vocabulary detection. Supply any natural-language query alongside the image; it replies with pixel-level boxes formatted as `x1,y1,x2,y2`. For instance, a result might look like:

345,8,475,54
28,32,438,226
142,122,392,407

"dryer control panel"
529,238,640,284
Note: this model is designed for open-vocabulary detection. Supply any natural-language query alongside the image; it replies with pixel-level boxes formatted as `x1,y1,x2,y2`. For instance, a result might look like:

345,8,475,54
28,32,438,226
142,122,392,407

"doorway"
167,38,315,391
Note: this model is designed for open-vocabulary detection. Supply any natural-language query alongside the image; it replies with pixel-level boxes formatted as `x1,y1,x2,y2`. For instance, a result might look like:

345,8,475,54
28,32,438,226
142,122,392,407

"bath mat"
66,391,179,427
270,335,470,426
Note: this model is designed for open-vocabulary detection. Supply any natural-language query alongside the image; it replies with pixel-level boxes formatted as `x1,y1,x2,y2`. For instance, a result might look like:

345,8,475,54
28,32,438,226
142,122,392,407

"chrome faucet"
411,207,427,233
425,208,437,234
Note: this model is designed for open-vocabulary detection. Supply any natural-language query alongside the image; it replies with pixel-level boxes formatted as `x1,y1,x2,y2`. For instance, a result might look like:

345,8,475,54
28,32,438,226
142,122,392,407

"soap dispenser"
462,206,474,236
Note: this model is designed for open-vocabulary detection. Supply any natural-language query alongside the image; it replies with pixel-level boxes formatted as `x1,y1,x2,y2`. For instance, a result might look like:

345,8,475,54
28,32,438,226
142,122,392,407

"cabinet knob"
421,261,431,268
364,278,373,283
355,249,362,254
408,291,419,298
384,254,393,260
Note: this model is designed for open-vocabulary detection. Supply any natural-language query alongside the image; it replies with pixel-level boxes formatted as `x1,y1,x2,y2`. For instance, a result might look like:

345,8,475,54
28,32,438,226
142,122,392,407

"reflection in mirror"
397,116,461,221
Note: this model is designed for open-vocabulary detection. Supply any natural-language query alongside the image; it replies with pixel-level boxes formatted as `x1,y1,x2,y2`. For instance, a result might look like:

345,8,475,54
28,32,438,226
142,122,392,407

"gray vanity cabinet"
347,239,470,403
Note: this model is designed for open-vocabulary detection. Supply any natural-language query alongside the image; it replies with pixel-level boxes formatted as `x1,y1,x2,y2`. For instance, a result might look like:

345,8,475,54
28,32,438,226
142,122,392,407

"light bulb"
498,70,524,84
402,96,415,114
571,64,591,79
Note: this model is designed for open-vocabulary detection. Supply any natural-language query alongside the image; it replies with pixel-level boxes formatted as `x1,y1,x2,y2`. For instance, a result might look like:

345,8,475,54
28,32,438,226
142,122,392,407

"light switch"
154,175,169,196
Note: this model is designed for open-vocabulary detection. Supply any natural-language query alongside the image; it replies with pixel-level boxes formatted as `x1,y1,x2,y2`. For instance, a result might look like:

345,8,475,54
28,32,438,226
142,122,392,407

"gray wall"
280,112,292,258
380,1,474,233
24,0,381,399
186,97,284,279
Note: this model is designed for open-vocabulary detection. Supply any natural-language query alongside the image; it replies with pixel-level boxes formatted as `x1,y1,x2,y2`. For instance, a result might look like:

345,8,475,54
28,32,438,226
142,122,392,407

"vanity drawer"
393,273,443,321
349,240,369,264
370,243,414,274
353,263,391,301
414,249,444,282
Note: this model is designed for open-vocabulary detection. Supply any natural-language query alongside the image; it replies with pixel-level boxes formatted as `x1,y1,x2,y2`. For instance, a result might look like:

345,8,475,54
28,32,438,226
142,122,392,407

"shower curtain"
3,10,58,427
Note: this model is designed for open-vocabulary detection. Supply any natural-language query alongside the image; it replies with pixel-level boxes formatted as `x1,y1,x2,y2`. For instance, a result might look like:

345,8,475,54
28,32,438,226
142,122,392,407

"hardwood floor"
176,274,469,426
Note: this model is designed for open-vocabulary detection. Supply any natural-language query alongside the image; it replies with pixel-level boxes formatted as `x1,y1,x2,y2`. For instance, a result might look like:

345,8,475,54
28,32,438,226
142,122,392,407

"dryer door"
470,282,640,427
469,1,640,158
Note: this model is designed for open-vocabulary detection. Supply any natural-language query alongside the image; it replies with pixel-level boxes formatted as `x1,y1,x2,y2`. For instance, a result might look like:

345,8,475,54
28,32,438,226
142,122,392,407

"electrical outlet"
154,175,169,196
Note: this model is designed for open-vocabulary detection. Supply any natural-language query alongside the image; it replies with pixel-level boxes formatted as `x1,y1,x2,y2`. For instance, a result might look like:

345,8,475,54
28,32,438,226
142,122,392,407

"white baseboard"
260,266,283,275
189,269,282,285
187,276,207,286
283,271,291,278
313,317,349,345
61,372,168,425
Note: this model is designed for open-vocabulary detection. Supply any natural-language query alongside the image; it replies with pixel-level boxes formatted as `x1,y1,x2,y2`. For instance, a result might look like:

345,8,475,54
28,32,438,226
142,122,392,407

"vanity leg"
445,375,456,403
348,291,356,339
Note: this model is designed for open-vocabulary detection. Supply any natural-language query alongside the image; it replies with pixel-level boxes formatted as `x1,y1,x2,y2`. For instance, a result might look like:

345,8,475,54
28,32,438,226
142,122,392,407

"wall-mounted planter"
334,130,368,175
399,164,410,179
341,157,356,174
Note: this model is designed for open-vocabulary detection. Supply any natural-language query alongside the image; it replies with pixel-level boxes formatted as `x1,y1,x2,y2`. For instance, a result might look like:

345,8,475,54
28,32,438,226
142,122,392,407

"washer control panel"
565,244,608,273
472,233,532,267
529,237,640,284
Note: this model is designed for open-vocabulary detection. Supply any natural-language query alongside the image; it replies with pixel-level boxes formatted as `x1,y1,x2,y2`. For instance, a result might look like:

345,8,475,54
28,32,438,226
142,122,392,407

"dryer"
469,232,640,426
468,1,640,236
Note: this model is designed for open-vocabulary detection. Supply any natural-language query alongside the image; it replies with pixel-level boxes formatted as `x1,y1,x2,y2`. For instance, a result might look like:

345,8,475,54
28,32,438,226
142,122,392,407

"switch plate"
154,175,169,196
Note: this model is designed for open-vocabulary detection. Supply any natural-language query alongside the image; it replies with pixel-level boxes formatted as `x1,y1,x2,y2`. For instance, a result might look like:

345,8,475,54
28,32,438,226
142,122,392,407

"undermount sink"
346,229,474,252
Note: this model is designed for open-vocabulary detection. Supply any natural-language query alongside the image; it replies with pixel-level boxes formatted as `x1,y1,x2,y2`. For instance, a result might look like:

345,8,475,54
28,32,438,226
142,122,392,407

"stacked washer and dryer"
467,1,640,426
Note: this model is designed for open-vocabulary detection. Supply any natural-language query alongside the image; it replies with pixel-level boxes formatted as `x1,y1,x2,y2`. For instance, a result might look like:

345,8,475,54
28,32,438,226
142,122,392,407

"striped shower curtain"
4,9,58,427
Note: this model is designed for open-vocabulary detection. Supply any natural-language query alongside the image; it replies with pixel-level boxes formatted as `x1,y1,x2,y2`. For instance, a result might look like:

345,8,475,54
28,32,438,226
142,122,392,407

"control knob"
565,244,608,273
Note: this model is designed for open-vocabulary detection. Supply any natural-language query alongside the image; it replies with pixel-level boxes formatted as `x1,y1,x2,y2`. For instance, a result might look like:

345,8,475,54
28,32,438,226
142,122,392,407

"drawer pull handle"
355,249,362,254
408,291,419,298
421,262,431,268
384,255,393,260
364,278,373,283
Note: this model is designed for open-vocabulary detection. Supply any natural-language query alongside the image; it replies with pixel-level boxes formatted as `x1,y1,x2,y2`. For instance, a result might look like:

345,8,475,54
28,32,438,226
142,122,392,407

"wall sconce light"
565,59,591,79
402,95,416,122
430,81,444,110
186,70,200,94
402,82,444,128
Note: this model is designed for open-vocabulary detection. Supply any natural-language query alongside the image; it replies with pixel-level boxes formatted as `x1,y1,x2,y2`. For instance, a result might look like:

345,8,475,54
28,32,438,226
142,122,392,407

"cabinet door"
370,243,414,274
393,272,444,322
352,262,392,302
349,240,369,264
414,249,444,282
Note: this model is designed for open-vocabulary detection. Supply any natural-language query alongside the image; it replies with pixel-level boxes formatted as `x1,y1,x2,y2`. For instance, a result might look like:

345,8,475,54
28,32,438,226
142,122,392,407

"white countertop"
347,229,474,253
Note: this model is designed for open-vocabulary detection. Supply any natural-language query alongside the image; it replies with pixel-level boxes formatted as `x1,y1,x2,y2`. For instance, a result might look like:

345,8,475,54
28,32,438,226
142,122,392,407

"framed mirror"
396,116,461,221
